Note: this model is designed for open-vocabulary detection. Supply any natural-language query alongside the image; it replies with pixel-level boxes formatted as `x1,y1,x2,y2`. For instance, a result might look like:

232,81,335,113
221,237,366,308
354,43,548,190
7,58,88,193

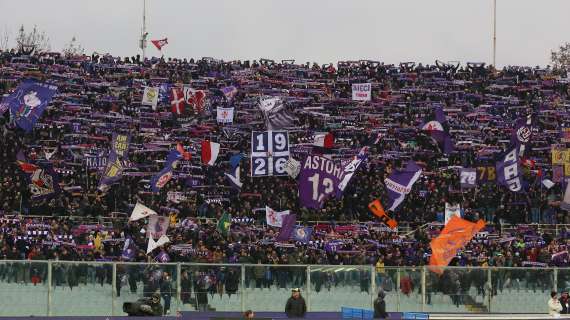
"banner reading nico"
429,216,485,274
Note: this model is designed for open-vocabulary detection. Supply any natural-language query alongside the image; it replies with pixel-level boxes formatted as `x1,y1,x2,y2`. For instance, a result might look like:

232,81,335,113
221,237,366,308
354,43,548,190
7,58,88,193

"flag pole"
492,0,497,67
140,0,148,61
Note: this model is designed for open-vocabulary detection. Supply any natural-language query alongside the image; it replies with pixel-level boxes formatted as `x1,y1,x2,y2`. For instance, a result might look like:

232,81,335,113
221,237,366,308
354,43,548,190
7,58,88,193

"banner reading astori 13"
298,154,344,209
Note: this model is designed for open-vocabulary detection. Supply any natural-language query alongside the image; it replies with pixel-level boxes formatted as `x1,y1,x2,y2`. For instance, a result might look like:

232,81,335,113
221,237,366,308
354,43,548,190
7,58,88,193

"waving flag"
201,140,220,166
384,161,422,211
221,86,238,102
225,153,244,189
217,213,231,236
298,154,344,209
150,149,183,192
183,87,206,113
4,80,58,132
313,132,334,148
151,38,168,51
337,146,368,196
147,235,170,254
258,97,295,130
292,226,313,243
265,206,290,227
98,133,131,192
421,106,454,154
429,216,485,273
142,86,159,110
17,161,61,201
510,115,533,156
496,147,524,192
129,202,158,222
170,88,186,115
276,214,296,241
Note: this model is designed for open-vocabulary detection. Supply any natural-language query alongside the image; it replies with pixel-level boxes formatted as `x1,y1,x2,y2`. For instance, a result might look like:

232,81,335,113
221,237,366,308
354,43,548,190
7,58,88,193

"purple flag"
276,214,296,241
459,168,477,189
420,106,454,154
121,237,137,261
384,161,422,211
298,155,344,209
510,115,533,155
496,147,524,192
337,147,368,196
4,80,58,132
98,133,131,191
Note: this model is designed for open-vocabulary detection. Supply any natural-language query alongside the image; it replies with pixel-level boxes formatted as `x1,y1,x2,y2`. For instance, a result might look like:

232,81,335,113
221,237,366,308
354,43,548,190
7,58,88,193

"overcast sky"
1,0,569,67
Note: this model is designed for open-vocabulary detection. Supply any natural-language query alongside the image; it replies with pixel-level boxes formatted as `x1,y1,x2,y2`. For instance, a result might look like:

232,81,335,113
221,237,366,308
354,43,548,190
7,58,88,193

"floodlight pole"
492,0,497,67
140,0,148,61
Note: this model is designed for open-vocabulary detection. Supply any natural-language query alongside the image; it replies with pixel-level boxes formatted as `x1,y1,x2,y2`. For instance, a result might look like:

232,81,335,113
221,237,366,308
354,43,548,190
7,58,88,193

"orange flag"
429,216,485,274
368,199,398,229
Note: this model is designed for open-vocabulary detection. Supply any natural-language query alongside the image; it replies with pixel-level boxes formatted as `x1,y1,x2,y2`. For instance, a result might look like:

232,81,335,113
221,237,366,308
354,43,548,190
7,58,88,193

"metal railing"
0,261,564,317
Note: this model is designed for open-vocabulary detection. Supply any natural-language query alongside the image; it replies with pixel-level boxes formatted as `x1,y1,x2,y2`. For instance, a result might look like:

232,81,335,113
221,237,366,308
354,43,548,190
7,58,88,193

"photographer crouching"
123,292,164,316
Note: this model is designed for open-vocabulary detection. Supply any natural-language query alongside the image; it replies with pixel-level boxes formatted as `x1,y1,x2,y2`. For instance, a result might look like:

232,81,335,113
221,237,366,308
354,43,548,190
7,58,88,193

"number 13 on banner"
250,131,290,176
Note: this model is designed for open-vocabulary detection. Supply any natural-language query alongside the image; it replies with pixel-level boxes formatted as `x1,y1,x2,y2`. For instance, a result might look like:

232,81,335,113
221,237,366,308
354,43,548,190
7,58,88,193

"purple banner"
496,147,524,192
298,155,343,209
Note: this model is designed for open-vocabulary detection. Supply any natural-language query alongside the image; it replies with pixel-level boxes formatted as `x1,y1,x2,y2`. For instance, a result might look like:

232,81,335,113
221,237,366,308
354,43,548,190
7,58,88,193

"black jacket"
374,297,388,319
285,296,307,318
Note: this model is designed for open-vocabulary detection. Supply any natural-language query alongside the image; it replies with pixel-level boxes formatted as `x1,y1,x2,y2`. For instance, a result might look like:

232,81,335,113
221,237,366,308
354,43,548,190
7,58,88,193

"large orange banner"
429,216,485,273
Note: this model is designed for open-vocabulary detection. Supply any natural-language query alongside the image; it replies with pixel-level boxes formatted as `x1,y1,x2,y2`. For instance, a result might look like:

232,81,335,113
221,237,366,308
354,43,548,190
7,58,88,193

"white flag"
129,202,158,222
142,87,159,110
445,203,462,224
216,107,234,124
284,158,301,179
146,235,170,254
265,206,290,227
147,215,170,239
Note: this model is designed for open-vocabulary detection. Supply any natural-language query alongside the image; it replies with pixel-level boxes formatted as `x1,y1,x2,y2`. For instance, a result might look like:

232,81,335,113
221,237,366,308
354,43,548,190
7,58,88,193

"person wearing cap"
549,291,563,317
374,290,388,319
285,288,306,318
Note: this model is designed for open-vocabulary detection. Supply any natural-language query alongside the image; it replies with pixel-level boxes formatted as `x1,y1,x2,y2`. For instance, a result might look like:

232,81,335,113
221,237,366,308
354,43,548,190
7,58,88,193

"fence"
0,261,563,316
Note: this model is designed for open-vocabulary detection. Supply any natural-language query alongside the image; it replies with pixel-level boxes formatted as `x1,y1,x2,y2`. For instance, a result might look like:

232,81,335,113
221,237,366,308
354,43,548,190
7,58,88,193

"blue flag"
292,226,313,243
150,150,183,192
225,153,244,189
4,80,58,132
17,161,61,201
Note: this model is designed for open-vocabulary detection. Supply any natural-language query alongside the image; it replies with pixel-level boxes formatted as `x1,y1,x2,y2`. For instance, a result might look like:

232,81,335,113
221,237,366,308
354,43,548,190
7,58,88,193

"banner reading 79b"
250,131,290,176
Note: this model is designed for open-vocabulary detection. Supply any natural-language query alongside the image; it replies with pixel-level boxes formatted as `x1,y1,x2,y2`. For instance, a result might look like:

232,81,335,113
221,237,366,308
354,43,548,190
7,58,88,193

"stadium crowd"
0,49,569,279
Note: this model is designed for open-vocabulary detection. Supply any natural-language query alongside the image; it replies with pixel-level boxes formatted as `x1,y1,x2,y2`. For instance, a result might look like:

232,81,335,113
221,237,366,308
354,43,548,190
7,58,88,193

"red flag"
201,140,220,166
176,143,191,161
184,88,206,114
170,88,186,115
151,38,168,50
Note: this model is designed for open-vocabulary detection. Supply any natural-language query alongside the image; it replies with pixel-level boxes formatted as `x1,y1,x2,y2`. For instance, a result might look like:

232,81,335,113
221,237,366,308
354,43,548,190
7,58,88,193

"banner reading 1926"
250,131,290,177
